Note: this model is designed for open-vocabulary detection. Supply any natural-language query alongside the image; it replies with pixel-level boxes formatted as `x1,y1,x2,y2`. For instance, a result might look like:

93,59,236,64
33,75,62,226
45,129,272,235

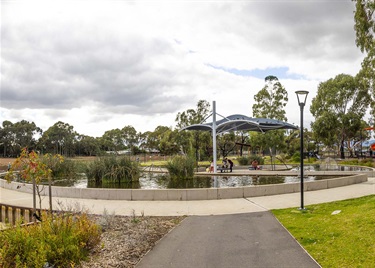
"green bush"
0,212,101,267
237,156,250,165
291,152,300,162
166,155,195,179
85,156,140,184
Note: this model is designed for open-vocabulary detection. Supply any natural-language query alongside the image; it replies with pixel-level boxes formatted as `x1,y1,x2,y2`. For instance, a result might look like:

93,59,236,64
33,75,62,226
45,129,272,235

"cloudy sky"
1,0,365,137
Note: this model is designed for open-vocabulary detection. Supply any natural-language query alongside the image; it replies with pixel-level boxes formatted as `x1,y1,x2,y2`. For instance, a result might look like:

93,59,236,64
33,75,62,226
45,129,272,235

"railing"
0,203,35,226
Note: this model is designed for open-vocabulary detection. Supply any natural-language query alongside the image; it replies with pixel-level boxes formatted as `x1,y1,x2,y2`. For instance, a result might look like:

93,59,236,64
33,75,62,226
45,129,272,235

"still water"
65,174,340,189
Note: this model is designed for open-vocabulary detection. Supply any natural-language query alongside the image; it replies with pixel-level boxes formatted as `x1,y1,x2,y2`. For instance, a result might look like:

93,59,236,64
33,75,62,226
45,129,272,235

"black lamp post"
296,90,309,210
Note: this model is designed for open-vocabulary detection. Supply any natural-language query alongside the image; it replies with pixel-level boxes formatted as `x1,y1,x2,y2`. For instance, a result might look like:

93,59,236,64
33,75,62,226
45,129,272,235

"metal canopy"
180,101,298,175
181,114,298,134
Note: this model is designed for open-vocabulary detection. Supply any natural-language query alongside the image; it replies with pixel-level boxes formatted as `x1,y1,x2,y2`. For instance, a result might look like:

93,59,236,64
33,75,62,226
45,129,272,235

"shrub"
291,152,300,162
166,155,195,179
0,212,101,267
237,156,250,165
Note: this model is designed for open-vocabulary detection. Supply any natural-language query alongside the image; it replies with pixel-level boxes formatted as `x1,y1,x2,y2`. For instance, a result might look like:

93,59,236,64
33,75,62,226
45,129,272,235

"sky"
0,0,366,138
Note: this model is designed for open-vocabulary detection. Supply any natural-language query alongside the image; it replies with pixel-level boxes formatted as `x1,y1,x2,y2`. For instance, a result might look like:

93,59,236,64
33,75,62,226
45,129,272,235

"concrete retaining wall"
0,173,368,201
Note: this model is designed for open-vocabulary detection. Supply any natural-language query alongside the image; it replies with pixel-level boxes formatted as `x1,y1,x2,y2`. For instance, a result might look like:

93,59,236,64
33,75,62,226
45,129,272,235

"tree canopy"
310,74,370,158
354,0,375,121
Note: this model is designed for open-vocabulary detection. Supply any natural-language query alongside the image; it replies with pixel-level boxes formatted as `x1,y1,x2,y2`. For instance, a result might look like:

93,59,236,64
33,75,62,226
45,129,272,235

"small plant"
166,155,195,179
131,209,141,223
97,208,117,231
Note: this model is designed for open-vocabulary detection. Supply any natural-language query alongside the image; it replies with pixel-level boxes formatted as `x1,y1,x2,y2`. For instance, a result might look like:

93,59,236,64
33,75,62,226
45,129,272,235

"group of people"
209,157,262,172
209,157,234,172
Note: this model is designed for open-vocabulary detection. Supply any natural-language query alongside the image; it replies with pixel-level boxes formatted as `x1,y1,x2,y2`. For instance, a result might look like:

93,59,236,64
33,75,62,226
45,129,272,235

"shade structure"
180,101,298,176
181,114,298,134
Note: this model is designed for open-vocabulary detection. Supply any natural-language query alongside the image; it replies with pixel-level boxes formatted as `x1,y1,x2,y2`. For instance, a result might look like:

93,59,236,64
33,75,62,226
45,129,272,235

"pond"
59,174,341,189
291,165,373,172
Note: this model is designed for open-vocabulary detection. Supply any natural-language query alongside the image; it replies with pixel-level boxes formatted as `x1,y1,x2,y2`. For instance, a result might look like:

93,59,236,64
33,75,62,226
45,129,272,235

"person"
227,158,234,172
209,161,214,172
222,158,228,168
251,159,258,170
7,162,11,171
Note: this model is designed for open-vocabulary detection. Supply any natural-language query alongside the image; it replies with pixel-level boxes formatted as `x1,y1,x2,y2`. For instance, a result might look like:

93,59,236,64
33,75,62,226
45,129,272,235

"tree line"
1,1,374,160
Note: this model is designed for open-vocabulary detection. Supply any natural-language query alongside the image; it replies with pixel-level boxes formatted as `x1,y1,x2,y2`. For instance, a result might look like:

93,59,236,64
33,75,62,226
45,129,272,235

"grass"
272,195,375,267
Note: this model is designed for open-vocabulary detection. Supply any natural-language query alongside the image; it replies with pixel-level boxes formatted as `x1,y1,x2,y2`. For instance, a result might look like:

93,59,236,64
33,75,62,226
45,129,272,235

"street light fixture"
296,90,309,210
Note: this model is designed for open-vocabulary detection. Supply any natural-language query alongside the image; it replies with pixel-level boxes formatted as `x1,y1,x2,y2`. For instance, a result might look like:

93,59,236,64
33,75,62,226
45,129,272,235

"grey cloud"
214,1,360,63
1,19,193,114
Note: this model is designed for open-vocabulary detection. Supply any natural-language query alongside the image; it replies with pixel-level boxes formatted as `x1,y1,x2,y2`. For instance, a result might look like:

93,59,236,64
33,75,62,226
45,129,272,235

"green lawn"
272,195,375,267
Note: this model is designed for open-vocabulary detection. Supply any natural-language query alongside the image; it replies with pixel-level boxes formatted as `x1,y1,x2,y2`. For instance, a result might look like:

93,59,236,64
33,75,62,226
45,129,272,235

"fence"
0,203,34,226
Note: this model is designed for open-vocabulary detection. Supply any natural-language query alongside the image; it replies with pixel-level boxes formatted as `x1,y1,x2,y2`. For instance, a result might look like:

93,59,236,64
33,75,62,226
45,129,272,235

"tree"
175,100,211,161
100,128,125,154
6,148,63,219
0,120,42,157
77,135,100,156
121,125,138,153
252,76,289,159
39,121,77,156
252,75,288,121
354,0,375,120
217,132,236,158
310,74,370,158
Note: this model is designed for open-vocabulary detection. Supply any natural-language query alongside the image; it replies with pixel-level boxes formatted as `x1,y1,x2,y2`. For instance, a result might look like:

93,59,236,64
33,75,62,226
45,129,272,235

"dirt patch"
80,215,185,268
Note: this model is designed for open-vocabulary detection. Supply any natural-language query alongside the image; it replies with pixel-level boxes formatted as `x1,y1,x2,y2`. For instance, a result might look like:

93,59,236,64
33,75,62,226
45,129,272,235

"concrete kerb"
0,172,369,201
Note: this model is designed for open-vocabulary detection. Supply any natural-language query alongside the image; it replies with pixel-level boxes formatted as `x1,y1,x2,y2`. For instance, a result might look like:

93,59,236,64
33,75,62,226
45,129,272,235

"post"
299,104,305,210
32,177,37,221
296,91,309,210
212,101,217,174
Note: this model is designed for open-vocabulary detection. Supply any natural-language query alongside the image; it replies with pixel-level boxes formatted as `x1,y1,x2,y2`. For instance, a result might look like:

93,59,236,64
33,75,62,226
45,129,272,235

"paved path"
136,212,320,268
1,178,374,216
1,178,374,267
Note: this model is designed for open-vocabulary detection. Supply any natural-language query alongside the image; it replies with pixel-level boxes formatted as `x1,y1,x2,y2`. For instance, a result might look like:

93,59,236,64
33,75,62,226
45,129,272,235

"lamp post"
296,90,309,210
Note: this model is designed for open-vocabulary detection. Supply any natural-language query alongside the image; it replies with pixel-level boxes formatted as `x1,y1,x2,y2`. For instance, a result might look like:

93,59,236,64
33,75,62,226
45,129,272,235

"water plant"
166,155,195,179
85,156,141,184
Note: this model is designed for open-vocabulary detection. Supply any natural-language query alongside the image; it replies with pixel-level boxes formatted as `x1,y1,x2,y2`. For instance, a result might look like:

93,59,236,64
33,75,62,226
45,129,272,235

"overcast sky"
0,0,365,137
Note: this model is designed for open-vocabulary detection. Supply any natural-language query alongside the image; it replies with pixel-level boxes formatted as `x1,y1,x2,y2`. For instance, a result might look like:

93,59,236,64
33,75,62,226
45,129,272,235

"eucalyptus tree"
252,75,289,156
159,129,182,155
39,121,77,156
0,120,42,157
310,74,370,159
354,0,375,120
121,125,138,153
100,128,125,154
175,100,211,161
146,125,171,153
77,135,101,156
0,120,16,157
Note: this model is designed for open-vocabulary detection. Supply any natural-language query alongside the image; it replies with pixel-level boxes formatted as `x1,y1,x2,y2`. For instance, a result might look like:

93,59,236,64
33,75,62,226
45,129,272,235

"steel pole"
300,104,305,210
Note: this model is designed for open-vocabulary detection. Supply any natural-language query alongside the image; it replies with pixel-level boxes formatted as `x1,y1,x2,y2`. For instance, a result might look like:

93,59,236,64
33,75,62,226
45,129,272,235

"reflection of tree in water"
167,176,211,189
251,176,285,185
87,179,141,189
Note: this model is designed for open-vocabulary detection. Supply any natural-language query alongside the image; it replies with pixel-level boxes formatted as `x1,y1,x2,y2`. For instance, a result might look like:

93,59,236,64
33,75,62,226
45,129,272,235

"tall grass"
85,156,141,184
166,155,195,179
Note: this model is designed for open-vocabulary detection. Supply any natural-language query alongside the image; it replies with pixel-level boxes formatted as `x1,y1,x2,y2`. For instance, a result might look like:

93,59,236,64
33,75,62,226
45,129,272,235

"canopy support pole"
212,101,217,173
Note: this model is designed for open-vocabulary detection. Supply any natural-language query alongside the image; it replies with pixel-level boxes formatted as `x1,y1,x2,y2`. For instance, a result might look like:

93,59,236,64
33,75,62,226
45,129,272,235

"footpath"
1,178,374,267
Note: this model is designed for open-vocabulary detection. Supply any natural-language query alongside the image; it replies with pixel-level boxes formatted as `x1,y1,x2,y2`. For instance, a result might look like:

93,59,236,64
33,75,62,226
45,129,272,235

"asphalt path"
136,212,320,268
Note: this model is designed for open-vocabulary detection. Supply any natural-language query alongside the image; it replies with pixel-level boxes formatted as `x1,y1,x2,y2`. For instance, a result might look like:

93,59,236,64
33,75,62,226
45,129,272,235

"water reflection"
69,174,339,189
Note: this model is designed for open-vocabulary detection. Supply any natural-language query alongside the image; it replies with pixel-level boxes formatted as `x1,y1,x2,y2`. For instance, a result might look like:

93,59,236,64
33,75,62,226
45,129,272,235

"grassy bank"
272,195,375,267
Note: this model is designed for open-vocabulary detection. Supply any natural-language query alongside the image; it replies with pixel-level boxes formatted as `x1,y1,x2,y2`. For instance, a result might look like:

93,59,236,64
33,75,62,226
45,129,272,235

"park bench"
217,167,231,173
